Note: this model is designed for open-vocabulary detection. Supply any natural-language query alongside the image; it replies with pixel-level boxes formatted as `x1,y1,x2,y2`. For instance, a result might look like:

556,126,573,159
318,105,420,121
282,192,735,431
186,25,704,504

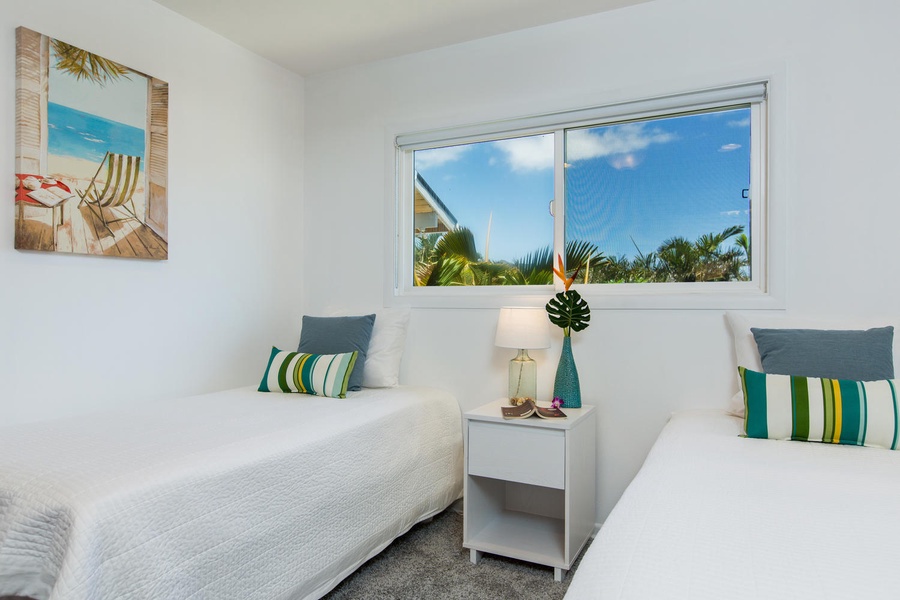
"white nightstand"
462,399,597,582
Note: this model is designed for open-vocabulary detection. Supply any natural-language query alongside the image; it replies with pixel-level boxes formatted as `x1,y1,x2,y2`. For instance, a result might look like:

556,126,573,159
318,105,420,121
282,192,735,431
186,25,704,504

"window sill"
388,282,784,311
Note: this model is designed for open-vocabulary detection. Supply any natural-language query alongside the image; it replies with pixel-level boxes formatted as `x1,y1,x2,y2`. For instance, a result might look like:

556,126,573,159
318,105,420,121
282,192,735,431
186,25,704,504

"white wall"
1,0,305,425
303,0,900,522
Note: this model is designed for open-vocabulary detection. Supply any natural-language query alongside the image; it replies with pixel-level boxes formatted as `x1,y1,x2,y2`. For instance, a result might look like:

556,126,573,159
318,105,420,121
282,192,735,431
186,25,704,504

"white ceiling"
152,0,652,76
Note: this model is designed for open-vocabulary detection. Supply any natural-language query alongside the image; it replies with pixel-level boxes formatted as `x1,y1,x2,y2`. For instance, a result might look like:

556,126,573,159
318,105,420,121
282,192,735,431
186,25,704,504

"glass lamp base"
509,349,537,403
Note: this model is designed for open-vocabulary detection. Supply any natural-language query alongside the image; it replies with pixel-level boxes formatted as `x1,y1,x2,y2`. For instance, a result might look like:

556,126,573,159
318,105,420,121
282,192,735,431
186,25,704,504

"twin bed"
0,385,463,600
564,408,900,599
565,312,900,599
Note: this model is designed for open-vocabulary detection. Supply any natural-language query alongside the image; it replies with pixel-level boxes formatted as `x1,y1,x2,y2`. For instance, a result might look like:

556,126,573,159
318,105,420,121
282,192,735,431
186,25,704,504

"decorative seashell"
23,176,41,190
15,175,20,189
41,177,57,185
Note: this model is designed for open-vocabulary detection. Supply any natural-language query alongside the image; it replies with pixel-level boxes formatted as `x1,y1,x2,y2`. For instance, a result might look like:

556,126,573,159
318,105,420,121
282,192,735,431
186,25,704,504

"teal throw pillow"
298,314,375,392
738,366,899,450
750,326,893,380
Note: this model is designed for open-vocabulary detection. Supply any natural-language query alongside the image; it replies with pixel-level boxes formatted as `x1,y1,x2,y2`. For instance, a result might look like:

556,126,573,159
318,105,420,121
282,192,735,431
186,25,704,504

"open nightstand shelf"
462,400,596,582
465,494,566,565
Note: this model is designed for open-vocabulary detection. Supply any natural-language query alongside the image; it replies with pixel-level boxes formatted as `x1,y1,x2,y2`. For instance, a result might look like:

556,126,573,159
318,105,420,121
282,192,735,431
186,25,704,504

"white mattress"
0,385,463,600
565,410,900,600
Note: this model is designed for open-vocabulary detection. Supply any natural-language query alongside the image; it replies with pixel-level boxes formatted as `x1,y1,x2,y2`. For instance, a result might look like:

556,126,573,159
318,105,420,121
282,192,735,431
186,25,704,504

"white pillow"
724,312,899,416
327,306,410,388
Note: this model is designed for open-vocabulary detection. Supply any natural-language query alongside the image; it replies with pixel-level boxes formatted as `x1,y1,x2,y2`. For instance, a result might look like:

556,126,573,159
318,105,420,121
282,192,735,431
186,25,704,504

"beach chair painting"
77,152,142,235
15,27,168,259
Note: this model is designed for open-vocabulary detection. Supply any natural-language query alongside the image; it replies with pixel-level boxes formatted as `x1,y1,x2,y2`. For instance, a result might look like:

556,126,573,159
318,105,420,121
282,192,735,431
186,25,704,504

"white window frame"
388,78,783,310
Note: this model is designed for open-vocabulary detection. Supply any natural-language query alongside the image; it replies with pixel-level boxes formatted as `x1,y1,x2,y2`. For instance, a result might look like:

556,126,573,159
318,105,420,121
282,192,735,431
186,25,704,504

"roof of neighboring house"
415,172,457,230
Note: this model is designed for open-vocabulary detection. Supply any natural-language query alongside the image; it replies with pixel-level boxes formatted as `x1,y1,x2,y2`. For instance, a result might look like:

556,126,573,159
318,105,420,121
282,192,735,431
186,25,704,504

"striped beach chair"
77,151,141,234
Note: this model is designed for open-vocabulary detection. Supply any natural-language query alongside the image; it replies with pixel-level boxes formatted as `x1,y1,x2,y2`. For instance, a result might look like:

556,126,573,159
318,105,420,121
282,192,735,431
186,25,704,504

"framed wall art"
15,27,168,259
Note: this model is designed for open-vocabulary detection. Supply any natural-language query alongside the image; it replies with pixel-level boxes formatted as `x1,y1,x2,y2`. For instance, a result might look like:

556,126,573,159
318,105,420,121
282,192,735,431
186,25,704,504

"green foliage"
545,290,590,337
587,226,750,284
413,226,749,287
735,233,750,263
513,247,554,285
565,240,603,283
435,227,479,262
51,40,131,85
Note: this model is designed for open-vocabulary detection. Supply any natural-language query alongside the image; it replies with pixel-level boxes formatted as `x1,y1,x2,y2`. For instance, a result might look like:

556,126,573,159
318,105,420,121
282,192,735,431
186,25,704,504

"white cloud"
422,123,677,173
566,123,675,163
728,117,751,127
493,134,554,171
414,145,470,170
609,154,640,170
719,143,741,152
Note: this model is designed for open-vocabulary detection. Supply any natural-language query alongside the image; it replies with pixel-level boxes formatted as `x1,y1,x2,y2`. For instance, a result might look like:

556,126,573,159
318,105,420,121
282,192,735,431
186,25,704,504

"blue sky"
415,107,751,263
48,40,147,128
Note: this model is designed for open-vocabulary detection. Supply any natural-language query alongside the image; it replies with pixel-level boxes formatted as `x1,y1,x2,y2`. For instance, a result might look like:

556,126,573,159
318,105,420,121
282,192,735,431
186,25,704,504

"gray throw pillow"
751,326,894,381
299,314,376,391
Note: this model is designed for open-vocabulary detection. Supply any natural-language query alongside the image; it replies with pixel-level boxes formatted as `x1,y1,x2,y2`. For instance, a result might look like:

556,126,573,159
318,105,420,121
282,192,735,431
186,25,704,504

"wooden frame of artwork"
15,27,168,259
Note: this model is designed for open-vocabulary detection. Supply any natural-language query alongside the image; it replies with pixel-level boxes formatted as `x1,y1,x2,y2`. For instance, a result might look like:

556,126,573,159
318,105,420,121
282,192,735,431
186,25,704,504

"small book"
501,399,566,420
26,187,65,207
48,186,75,201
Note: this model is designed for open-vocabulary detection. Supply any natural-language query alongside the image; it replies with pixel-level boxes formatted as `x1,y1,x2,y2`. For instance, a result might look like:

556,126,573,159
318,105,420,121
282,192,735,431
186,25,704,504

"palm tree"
412,226,748,286
735,232,751,271
51,39,131,85
415,228,521,286
507,240,605,286
586,226,750,283
591,254,631,283
651,225,748,282
415,228,476,286
656,236,699,281
565,240,605,283
413,229,606,287
413,232,442,271
509,246,554,285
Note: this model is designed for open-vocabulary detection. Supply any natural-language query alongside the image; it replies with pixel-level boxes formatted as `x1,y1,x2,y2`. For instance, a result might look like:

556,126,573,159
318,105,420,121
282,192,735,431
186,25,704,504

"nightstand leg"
554,567,567,582
470,549,483,564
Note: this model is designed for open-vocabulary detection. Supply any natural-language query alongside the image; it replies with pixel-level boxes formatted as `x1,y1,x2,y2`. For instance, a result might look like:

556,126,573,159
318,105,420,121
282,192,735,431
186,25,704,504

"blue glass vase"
553,336,581,408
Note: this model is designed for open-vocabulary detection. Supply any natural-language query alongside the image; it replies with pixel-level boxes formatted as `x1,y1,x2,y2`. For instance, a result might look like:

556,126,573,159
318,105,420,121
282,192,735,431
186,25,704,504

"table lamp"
495,307,551,404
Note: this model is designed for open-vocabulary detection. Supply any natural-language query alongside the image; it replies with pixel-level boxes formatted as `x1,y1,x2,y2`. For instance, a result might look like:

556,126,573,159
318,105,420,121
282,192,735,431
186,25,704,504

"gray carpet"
323,509,592,599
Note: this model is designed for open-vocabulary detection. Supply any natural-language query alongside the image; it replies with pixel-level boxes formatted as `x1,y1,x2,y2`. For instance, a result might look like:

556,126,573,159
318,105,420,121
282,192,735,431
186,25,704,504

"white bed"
0,385,463,600
564,409,900,600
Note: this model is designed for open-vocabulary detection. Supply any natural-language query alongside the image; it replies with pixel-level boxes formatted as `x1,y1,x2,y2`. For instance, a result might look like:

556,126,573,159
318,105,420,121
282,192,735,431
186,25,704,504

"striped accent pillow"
259,347,358,398
739,367,899,450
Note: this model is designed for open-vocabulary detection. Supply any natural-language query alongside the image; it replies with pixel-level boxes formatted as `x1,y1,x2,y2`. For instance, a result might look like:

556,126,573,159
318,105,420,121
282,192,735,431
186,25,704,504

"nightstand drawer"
467,421,565,489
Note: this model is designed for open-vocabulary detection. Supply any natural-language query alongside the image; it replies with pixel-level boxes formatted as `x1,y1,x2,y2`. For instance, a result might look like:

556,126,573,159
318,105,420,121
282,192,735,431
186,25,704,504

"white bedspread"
565,410,900,600
0,386,463,600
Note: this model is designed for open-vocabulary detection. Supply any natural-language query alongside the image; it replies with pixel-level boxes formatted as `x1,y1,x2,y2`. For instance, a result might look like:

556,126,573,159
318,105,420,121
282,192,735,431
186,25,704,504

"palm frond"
51,39,131,85
514,246,553,281
435,227,480,262
565,240,604,277
735,233,751,262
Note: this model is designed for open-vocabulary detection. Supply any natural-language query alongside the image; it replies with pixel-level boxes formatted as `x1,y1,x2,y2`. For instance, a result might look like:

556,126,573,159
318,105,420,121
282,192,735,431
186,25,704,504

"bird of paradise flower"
546,254,591,337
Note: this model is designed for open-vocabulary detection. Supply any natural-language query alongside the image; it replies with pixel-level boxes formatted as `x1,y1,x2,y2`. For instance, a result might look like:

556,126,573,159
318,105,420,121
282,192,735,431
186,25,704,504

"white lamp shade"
495,307,551,349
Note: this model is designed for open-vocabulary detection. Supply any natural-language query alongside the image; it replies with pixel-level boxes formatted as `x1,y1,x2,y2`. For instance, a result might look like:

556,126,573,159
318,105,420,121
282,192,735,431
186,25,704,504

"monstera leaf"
545,289,590,336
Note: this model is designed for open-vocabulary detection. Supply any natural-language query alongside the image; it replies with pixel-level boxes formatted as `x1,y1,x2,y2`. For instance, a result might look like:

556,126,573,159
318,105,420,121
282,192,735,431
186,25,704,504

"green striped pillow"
259,347,358,398
739,367,899,450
